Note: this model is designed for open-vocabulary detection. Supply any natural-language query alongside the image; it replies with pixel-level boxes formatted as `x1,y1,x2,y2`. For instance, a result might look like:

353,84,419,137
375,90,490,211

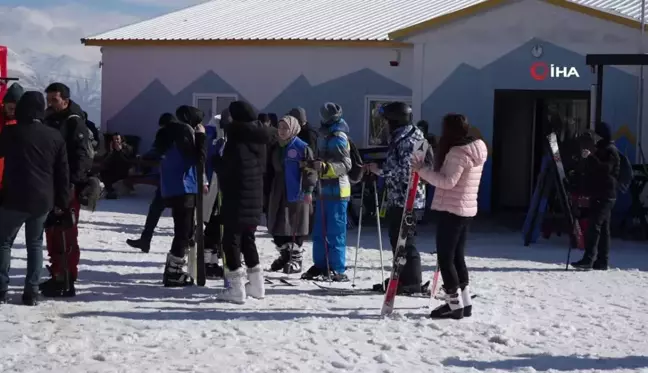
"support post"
595,65,604,130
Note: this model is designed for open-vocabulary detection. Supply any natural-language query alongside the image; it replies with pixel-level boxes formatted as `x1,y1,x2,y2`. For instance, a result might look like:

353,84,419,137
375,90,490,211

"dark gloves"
44,208,76,229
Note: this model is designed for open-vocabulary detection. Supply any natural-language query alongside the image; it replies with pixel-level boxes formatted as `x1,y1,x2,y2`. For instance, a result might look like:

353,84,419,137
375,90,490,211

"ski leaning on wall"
523,155,553,246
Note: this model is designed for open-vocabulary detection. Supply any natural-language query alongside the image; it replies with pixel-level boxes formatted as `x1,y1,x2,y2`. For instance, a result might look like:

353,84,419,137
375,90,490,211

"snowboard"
380,141,428,317
195,133,207,286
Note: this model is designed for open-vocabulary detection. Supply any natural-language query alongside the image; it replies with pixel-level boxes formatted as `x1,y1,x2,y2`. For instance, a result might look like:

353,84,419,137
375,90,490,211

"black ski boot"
22,291,40,306
0,290,7,304
40,266,76,297
301,265,323,280
593,259,608,271
429,287,464,320
283,244,304,274
163,253,194,287
324,270,349,282
571,259,593,270
270,243,290,272
126,238,151,253
205,247,225,279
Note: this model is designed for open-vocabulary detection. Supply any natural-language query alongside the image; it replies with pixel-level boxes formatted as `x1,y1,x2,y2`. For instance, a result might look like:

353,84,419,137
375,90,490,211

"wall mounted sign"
530,61,580,80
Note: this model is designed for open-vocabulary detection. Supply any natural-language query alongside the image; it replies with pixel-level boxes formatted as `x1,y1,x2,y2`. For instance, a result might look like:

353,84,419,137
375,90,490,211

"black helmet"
379,102,412,126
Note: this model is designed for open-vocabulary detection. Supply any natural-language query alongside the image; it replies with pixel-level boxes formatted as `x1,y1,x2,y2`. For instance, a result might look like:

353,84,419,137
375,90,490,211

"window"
192,93,238,121
364,96,412,147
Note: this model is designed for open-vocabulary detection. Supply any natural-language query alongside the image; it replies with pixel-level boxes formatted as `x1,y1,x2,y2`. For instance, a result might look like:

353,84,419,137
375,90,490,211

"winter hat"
595,121,612,142
319,102,342,125
229,100,257,122
288,107,307,126
158,112,176,127
175,105,204,128
15,91,46,123
3,83,25,104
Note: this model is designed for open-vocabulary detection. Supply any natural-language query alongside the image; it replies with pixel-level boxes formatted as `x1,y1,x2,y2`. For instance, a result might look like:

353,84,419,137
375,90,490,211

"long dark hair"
434,113,470,171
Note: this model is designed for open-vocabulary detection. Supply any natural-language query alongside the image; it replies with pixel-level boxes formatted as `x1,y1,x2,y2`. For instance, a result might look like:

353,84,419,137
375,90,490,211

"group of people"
121,97,488,320
0,80,617,321
0,82,97,305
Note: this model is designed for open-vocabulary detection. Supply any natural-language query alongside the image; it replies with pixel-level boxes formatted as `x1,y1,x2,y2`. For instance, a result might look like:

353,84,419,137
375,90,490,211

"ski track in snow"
1,192,648,373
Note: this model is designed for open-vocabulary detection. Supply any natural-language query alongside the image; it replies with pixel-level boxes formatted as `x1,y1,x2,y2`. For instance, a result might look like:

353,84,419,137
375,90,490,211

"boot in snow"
163,253,194,287
0,290,7,304
461,285,473,317
218,267,246,304
245,265,265,299
269,243,290,272
283,244,304,274
40,266,75,297
126,238,151,253
429,287,464,320
22,291,40,306
571,258,593,270
301,265,323,280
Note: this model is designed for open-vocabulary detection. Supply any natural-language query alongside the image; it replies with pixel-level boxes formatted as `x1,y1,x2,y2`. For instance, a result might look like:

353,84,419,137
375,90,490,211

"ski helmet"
379,102,412,127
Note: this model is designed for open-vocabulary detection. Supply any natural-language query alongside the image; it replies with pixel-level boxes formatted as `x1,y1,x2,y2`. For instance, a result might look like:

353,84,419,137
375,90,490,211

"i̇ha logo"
530,62,580,80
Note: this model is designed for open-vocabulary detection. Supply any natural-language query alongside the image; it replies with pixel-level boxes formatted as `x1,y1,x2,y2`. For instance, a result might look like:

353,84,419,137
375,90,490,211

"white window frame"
364,95,412,147
192,93,239,118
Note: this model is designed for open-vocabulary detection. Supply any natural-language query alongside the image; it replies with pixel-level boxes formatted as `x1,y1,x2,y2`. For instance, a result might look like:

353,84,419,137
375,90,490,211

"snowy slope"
1,190,647,373
4,47,101,124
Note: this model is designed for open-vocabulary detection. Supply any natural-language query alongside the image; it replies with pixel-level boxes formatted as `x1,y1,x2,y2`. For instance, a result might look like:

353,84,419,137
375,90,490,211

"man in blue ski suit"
301,102,352,282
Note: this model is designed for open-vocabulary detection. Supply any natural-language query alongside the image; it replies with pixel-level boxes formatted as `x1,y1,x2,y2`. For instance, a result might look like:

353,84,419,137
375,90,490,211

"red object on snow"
0,46,7,102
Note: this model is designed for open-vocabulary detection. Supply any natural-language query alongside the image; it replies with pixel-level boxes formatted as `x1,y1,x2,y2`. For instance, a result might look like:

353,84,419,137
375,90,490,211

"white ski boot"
218,267,246,304
163,253,195,287
429,287,464,320
461,285,472,317
245,265,265,299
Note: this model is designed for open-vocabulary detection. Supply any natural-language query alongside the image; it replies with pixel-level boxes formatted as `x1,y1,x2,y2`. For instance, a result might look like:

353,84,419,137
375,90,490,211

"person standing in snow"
366,102,432,294
157,106,205,287
301,102,352,282
126,113,177,253
213,101,274,303
0,91,70,305
266,115,317,274
0,83,24,192
41,82,93,297
412,113,487,320
571,121,620,270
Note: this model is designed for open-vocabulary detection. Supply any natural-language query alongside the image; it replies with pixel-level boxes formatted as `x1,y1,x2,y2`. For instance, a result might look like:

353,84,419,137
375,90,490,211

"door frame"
491,89,590,212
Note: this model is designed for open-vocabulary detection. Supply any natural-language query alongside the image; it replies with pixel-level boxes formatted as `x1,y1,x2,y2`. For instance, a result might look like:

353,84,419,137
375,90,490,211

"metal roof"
84,0,645,42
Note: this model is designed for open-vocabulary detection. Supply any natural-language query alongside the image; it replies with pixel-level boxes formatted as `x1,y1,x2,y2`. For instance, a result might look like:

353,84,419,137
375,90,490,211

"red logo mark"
530,61,549,81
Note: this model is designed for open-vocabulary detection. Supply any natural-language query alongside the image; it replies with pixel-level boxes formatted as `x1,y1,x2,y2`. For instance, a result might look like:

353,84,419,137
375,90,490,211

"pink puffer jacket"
419,139,488,217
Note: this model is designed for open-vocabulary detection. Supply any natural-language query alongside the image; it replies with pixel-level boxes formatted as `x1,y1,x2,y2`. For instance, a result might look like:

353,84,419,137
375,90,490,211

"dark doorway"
491,89,590,212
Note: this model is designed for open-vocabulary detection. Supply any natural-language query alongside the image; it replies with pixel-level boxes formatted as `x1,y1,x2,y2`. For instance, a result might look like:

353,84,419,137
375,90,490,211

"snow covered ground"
1,190,648,373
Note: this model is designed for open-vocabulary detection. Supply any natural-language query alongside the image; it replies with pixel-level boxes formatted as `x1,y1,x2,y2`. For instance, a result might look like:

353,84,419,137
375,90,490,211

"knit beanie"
229,101,257,122
319,102,342,125
15,91,46,123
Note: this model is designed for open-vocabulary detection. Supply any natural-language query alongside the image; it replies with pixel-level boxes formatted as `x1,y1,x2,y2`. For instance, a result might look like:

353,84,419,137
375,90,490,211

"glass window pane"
196,98,213,120
216,96,236,114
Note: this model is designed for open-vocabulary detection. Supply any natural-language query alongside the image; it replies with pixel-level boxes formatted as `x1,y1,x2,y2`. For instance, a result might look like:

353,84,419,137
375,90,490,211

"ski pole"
429,258,440,308
373,179,385,291
351,180,365,287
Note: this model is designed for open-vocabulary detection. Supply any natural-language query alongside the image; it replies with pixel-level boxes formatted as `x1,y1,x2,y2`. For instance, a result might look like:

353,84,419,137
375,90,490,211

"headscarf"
277,115,301,146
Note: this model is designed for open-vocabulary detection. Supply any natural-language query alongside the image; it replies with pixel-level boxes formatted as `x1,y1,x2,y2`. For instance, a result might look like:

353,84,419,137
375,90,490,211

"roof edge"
388,0,510,40
388,0,642,40
81,38,413,48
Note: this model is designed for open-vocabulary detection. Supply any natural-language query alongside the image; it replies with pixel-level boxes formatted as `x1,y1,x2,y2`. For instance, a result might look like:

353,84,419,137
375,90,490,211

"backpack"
330,131,363,184
67,114,97,160
615,148,633,194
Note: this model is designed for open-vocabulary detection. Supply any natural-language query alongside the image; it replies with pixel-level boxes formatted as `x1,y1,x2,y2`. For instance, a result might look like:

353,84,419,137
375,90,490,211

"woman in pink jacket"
413,114,487,320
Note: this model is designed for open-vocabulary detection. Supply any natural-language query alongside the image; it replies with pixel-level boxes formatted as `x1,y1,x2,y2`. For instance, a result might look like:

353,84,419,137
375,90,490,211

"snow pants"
312,199,348,273
45,194,81,280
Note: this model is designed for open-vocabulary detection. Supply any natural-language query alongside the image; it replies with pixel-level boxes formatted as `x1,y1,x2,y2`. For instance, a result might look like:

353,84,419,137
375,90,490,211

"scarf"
278,115,301,146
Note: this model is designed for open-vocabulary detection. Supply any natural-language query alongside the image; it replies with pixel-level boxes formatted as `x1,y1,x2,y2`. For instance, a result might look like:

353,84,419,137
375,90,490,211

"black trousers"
204,215,222,250
222,224,260,271
583,198,615,265
273,235,305,247
167,195,195,258
141,188,166,240
387,207,422,287
436,211,472,292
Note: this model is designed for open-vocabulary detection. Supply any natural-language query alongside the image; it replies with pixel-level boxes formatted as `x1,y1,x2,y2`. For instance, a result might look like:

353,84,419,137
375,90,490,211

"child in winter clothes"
413,113,487,320
213,101,275,303
158,106,205,287
266,115,317,274
366,102,432,294
301,102,352,282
